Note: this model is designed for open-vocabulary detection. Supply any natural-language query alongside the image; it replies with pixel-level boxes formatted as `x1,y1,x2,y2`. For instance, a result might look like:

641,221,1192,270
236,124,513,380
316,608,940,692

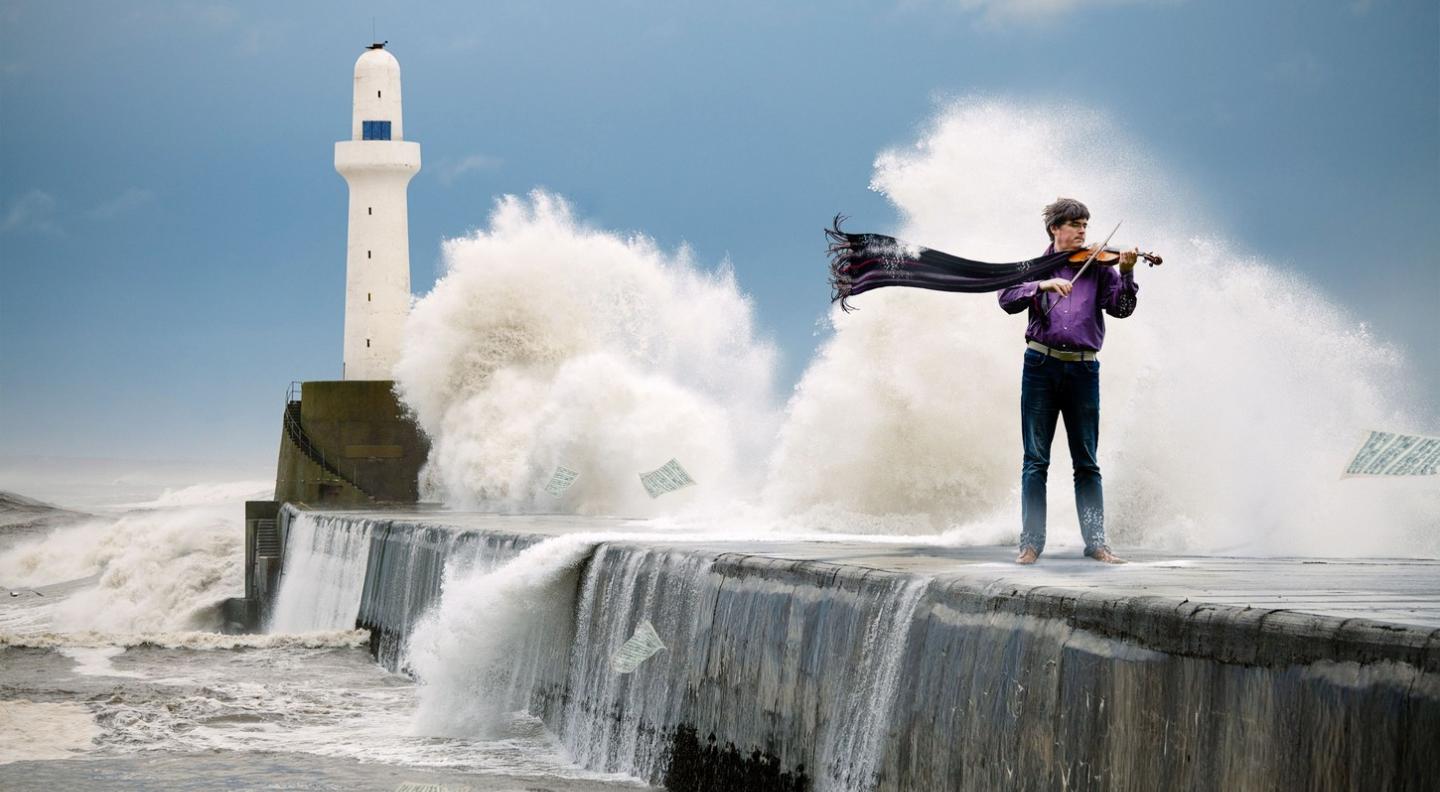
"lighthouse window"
367,293,372,302
366,339,371,348
368,207,372,215
377,91,382,98
362,120,392,140
367,250,371,259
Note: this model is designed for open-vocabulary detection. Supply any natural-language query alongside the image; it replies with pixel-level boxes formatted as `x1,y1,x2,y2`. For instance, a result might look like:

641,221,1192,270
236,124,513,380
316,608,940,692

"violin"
1067,245,1164,267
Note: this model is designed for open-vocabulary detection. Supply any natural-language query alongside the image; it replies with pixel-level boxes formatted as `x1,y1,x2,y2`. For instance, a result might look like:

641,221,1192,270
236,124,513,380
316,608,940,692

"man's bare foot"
1087,547,1126,564
1016,546,1039,565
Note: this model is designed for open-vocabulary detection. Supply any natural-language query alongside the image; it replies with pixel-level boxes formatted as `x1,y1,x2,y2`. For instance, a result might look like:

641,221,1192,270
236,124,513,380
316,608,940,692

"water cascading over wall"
268,513,376,632
355,521,541,668
552,549,930,791
267,509,1439,792
269,511,547,668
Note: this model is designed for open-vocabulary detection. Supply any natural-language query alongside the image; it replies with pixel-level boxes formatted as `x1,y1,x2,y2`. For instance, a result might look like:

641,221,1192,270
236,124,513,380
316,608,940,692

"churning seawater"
0,490,648,792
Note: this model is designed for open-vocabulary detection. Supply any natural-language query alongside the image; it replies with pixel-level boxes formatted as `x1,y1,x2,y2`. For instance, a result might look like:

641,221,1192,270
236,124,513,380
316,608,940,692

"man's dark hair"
1043,198,1090,240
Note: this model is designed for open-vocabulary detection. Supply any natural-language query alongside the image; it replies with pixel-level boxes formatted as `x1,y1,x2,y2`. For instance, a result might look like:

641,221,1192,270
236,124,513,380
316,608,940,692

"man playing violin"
999,198,1142,565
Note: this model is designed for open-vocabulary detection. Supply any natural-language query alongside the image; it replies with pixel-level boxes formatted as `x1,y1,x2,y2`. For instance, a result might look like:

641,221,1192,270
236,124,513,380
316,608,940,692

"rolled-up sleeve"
1100,268,1139,318
999,281,1041,315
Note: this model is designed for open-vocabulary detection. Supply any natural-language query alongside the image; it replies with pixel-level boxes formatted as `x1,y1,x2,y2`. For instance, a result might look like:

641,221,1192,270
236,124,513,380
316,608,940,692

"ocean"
0,487,648,792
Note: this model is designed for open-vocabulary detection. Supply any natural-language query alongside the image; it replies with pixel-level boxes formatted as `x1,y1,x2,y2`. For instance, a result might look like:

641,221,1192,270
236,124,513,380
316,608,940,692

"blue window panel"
362,120,392,141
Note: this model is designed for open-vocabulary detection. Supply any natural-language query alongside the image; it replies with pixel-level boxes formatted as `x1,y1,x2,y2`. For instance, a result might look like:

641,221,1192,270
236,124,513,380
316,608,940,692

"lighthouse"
243,43,430,563
335,43,420,380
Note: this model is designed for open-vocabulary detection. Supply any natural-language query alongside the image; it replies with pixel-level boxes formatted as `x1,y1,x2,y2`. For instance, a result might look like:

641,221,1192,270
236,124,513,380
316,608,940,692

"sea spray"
393,190,779,516
405,533,602,738
114,480,272,511
769,99,1439,557
0,501,243,633
393,101,1436,555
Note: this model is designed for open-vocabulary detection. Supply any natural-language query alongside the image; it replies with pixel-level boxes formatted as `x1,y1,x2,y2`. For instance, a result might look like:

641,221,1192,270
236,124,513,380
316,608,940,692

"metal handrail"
282,383,375,501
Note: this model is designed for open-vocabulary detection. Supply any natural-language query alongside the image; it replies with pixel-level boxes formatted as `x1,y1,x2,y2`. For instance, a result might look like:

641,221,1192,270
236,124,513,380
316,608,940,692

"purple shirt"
997,245,1139,352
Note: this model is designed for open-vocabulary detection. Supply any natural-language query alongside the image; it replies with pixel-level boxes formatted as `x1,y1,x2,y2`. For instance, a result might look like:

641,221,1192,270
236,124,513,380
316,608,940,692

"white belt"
1027,340,1097,362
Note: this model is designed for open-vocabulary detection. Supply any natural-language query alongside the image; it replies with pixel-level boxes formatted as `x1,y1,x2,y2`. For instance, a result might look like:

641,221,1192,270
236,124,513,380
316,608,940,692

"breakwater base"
258,507,1440,791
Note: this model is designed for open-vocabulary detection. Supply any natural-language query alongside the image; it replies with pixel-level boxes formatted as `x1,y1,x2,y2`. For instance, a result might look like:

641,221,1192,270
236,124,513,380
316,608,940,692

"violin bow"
1042,220,1121,317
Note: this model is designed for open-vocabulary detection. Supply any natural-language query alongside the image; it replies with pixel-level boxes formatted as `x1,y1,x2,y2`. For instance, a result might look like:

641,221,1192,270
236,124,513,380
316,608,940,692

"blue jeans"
1019,348,1107,556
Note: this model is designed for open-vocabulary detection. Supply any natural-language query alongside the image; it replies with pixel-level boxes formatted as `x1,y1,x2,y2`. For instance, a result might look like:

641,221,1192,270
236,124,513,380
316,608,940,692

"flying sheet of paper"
543,465,579,495
1343,431,1440,477
639,459,696,498
611,619,666,673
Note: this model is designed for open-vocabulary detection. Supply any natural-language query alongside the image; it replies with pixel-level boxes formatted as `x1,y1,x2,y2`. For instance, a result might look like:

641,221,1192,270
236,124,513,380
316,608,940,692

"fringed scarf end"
826,214,860,312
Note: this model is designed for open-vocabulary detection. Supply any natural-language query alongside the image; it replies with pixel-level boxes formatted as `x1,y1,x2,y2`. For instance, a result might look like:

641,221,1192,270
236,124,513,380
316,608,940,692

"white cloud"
437,154,503,185
87,188,156,220
1,190,62,235
924,0,1182,27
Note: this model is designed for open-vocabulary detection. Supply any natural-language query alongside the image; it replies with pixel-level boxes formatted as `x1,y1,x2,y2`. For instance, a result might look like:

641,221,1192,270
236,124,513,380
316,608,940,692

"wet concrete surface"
313,509,1440,630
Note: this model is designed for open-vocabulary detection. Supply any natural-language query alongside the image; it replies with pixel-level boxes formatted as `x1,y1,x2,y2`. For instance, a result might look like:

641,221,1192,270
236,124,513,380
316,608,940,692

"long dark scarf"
826,216,1075,311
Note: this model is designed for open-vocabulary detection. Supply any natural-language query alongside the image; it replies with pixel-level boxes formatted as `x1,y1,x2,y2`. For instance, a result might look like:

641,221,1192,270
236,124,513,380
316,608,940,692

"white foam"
58,646,146,678
268,514,375,633
1,629,368,650
0,503,243,632
393,190,780,516
0,700,98,764
406,533,603,738
393,103,1435,556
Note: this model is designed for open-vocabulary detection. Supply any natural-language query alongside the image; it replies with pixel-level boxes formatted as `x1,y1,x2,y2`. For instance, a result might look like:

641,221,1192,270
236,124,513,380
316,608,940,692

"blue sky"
1,0,1436,468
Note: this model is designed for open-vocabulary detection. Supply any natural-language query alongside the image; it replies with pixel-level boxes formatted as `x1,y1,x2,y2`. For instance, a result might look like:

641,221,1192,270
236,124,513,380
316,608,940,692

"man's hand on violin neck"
1118,247,1139,273
1040,278,1073,296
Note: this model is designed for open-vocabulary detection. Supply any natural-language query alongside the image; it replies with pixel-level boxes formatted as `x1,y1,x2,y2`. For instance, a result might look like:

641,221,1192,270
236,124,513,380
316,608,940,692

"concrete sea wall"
268,509,1440,792
273,380,429,507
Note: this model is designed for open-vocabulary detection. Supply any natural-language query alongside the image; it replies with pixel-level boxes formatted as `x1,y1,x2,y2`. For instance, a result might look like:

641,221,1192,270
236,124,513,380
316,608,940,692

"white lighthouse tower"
335,43,420,380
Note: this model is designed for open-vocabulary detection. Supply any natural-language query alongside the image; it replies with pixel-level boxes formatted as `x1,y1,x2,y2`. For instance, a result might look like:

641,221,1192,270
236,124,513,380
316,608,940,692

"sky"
1,0,1436,471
